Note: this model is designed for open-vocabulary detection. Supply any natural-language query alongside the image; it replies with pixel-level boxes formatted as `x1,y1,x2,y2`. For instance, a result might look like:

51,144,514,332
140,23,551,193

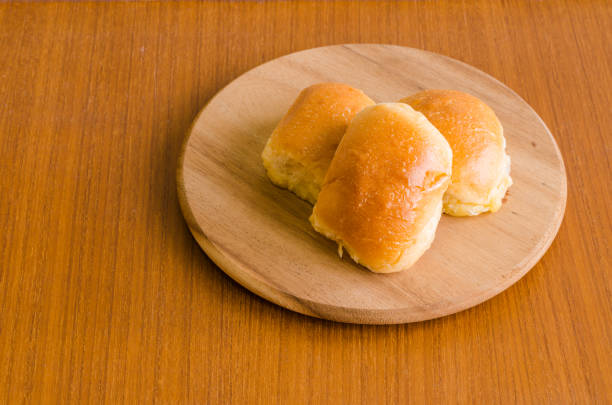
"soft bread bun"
400,90,512,216
310,103,453,273
261,83,374,204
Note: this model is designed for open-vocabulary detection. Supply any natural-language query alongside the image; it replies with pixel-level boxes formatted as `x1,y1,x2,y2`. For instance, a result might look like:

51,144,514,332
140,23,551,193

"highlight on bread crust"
310,103,453,273
261,83,375,204
400,90,512,216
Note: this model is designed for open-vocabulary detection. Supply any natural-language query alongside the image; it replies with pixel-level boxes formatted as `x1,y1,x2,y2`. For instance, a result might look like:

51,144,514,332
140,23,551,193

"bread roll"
310,103,453,273
261,83,375,204
400,90,512,216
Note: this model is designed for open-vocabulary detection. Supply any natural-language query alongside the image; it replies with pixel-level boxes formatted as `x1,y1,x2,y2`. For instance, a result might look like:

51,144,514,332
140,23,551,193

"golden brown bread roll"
261,83,375,204
400,90,512,216
310,103,453,273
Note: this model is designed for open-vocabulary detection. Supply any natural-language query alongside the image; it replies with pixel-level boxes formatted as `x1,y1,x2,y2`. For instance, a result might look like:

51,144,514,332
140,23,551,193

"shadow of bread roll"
261,83,375,204
310,103,453,273
400,90,512,216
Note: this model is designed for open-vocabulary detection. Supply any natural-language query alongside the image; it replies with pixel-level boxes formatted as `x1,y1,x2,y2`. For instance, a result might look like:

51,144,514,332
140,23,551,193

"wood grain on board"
0,1,610,403
179,44,567,324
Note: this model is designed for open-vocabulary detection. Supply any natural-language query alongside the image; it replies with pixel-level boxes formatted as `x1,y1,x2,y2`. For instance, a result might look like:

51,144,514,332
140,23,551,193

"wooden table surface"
1,1,610,403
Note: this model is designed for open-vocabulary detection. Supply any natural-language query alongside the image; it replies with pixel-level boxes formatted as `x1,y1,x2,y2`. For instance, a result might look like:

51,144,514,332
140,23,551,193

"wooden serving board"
177,44,567,324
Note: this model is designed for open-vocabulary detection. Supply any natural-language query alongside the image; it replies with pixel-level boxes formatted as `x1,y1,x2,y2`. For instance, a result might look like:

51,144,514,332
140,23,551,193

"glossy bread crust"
310,103,453,273
401,90,512,216
261,83,374,204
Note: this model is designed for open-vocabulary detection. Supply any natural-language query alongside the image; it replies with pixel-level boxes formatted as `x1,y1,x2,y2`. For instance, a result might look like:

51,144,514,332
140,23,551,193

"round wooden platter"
177,44,567,324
